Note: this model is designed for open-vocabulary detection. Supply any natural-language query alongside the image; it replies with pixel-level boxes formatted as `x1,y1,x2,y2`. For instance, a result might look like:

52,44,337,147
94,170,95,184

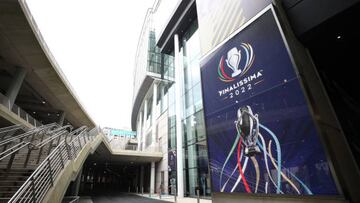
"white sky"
26,0,154,130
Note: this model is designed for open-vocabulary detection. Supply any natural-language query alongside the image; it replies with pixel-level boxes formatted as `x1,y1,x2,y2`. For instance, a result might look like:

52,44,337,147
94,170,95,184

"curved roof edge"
131,75,154,130
18,0,96,127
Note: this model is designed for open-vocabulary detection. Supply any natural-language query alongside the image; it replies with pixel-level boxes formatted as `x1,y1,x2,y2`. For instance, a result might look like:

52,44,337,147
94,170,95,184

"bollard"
159,190,161,199
136,187,138,193
174,187,177,203
142,187,144,196
196,188,200,203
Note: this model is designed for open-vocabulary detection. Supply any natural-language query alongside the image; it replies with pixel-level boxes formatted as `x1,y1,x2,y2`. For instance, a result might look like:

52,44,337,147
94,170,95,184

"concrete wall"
42,133,103,203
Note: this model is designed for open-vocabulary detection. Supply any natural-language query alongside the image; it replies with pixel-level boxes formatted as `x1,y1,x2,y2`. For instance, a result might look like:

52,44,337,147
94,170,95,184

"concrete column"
140,165,144,192
143,100,148,150
73,168,82,196
150,162,155,194
151,82,158,148
58,111,66,126
160,84,165,111
3,66,27,108
137,111,143,151
174,34,184,198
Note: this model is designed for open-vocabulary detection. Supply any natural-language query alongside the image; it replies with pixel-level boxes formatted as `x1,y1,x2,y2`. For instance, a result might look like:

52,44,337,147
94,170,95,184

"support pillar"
150,162,155,195
3,67,27,109
72,168,82,196
58,111,66,126
160,84,165,111
140,165,144,192
151,82,158,149
137,111,143,151
142,100,148,150
174,34,184,198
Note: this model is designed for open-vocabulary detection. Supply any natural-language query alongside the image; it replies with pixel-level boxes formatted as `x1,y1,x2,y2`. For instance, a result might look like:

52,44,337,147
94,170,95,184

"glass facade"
147,31,162,74
133,6,210,198
179,20,211,197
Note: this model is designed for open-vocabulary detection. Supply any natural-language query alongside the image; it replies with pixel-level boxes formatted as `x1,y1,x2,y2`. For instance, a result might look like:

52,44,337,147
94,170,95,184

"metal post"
72,142,76,156
174,187,177,203
31,176,36,202
58,147,64,168
66,144,72,160
83,134,87,143
77,136,82,148
47,159,54,186
196,188,200,203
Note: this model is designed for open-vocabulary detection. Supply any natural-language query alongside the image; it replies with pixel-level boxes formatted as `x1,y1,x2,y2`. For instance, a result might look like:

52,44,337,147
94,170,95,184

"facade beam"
174,34,184,198
151,82,158,149
137,111,143,151
143,100,148,150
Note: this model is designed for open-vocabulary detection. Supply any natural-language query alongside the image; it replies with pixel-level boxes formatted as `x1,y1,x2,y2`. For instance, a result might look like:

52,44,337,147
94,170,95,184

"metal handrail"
0,123,58,146
8,127,98,203
32,125,73,149
0,124,24,135
0,123,68,162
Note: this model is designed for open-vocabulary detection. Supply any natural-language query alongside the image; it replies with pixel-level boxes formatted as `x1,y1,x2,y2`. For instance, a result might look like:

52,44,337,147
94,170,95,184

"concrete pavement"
91,194,170,203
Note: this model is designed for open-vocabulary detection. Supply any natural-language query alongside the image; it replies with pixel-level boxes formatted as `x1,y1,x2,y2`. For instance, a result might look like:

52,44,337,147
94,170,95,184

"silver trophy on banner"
235,105,261,156
226,47,242,77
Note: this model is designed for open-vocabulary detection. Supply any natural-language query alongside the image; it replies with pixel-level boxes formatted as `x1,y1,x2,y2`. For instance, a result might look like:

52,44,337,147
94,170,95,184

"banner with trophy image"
200,6,339,195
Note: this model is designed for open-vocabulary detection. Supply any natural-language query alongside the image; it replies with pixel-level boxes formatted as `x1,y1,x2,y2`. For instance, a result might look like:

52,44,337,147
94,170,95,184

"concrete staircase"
0,169,33,202
0,124,75,203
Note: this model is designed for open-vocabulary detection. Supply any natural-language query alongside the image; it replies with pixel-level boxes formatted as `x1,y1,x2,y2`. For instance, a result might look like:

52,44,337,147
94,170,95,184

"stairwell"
0,124,101,203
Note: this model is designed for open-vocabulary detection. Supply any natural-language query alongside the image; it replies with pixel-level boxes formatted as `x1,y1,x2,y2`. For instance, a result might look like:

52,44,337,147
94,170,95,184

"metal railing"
0,123,59,162
0,123,66,165
8,126,98,203
0,124,25,140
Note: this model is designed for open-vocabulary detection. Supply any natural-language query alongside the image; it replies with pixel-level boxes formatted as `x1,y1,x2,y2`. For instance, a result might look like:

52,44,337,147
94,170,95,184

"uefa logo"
218,43,255,83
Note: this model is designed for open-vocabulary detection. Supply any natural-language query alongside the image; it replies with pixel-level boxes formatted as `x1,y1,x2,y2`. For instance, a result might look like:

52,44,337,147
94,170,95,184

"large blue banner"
200,7,338,195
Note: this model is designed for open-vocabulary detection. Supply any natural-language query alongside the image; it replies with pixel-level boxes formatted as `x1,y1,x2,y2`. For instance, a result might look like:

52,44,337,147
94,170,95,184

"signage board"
200,5,339,195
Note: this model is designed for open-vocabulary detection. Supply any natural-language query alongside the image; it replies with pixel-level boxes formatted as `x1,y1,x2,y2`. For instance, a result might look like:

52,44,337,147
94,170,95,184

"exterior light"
42,101,46,104
33,112,36,114
337,35,341,39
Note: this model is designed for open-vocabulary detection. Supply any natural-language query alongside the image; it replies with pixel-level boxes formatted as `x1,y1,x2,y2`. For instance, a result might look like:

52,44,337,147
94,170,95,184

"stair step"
0,176,28,180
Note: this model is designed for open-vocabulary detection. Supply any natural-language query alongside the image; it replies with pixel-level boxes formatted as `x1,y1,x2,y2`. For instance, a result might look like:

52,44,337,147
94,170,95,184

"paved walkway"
91,194,170,203
78,193,212,203
136,194,212,203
